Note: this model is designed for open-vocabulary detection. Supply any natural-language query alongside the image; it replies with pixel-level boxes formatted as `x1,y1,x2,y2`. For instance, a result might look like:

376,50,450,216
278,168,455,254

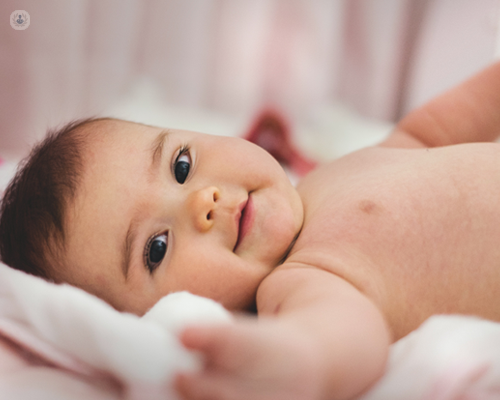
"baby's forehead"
78,120,165,160
86,119,209,147
85,118,153,138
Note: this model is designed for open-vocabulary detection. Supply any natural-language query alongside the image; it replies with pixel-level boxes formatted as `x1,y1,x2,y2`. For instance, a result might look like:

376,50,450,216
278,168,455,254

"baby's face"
59,120,303,315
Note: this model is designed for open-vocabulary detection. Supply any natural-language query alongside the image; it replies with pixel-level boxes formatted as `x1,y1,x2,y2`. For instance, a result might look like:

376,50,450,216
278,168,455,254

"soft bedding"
360,316,500,400
0,261,500,400
0,262,231,400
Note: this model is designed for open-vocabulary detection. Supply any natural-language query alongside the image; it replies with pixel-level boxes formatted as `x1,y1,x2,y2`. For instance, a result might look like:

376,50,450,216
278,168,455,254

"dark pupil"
175,161,190,184
149,240,166,263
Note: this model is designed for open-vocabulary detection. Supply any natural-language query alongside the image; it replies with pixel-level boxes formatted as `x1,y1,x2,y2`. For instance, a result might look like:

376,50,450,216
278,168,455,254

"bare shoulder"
256,263,318,315
256,263,347,316
256,259,381,321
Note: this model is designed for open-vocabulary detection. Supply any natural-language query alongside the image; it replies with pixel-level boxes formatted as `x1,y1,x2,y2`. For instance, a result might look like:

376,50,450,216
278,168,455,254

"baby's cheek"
264,198,300,256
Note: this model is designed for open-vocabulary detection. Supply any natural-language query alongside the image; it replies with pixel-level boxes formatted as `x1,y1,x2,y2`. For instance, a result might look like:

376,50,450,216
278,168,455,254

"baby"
3,61,500,400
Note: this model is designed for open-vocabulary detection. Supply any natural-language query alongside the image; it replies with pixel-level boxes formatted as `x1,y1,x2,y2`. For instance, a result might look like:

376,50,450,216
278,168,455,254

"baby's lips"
234,197,248,251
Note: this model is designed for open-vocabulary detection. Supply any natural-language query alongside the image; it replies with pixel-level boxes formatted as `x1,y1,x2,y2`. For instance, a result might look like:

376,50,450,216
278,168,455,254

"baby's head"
0,118,303,314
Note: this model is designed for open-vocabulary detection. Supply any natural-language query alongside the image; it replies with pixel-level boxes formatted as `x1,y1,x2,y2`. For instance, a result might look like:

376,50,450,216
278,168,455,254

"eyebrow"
121,129,171,280
122,215,140,280
150,129,171,177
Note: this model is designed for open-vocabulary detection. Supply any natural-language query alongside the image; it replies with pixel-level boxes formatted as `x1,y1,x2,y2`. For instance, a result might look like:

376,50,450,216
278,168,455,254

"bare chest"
290,144,500,338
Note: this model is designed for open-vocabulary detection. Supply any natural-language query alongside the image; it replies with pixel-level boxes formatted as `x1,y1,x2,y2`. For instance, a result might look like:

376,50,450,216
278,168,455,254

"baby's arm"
383,61,500,148
176,266,390,400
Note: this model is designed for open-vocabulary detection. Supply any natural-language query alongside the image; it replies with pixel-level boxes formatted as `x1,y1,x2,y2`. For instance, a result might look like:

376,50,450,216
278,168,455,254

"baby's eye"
144,233,167,273
174,147,191,184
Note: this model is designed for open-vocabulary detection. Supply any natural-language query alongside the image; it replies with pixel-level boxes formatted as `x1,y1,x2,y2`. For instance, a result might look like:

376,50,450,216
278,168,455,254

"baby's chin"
269,207,303,265
229,237,298,314
241,234,295,273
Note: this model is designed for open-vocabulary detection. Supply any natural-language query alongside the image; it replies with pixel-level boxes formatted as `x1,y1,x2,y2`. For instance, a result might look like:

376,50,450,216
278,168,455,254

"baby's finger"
179,323,260,371
175,371,253,400
175,370,314,400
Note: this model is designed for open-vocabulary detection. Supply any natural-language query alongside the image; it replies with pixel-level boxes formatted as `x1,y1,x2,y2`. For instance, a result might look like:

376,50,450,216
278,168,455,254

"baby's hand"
175,317,322,400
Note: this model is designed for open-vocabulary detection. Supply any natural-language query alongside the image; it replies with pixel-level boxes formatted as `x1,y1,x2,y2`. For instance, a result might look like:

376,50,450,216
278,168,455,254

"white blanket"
1,261,500,400
0,262,231,399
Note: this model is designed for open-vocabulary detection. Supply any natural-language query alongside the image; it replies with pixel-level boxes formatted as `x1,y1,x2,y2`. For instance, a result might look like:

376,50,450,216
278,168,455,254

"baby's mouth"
234,195,254,251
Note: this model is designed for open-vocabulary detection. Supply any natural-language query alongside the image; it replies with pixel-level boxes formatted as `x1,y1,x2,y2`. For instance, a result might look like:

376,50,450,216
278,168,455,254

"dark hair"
0,117,111,279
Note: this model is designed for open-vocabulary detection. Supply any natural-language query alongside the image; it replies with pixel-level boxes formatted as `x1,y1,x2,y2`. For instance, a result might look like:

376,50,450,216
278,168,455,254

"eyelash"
144,231,168,274
173,144,192,184
175,144,190,166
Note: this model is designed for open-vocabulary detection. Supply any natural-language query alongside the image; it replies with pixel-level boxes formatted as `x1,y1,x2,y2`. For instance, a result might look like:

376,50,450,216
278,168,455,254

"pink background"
1,0,500,157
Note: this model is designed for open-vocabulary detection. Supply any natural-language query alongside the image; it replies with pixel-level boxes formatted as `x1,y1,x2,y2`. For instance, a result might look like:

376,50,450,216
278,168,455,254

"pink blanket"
358,316,500,400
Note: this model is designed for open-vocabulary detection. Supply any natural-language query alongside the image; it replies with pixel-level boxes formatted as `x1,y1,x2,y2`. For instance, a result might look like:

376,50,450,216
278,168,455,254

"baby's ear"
141,291,232,335
244,109,317,176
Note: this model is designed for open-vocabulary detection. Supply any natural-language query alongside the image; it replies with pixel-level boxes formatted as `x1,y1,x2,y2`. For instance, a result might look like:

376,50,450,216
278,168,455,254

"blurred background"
1,0,500,166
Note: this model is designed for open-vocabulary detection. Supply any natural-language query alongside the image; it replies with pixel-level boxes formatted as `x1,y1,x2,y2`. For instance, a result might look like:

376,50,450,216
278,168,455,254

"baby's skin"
57,62,500,400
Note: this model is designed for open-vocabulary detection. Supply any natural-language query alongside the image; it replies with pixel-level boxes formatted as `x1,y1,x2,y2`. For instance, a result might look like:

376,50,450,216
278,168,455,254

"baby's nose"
189,186,220,232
